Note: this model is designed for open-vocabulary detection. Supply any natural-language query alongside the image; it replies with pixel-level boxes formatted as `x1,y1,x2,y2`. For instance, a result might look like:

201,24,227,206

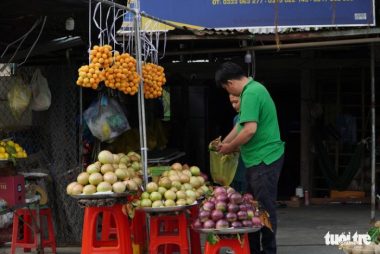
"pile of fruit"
76,45,140,95
67,150,143,196
76,44,167,99
76,63,105,90
90,45,113,68
104,51,140,95
138,162,210,208
142,63,166,99
0,140,27,160
192,186,263,230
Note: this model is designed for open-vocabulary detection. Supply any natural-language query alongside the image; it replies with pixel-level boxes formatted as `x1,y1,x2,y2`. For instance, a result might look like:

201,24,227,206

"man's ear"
222,80,232,90
222,83,229,90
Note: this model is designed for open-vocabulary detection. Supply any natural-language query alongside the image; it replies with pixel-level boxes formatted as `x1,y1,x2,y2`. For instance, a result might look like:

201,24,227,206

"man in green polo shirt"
215,62,285,254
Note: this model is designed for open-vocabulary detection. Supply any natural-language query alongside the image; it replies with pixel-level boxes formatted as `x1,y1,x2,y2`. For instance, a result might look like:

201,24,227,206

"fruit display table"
71,192,132,208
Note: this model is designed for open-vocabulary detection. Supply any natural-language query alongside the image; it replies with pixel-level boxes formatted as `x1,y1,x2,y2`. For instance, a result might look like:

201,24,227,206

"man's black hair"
215,62,246,88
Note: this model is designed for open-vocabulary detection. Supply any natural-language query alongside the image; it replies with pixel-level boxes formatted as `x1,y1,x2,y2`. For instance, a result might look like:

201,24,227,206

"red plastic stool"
81,204,133,254
149,212,189,254
204,234,250,254
100,211,117,240
163,205,201,254
101,208,146,253
159,218,179,254
189,204,202,254
11,207,56,254
131,209,146,251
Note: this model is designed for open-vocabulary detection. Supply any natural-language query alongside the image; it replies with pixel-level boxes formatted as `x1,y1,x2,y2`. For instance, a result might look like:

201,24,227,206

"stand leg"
35,205,44,254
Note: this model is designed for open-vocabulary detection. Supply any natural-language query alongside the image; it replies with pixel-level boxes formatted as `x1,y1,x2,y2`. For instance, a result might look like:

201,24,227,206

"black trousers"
246,154,284,254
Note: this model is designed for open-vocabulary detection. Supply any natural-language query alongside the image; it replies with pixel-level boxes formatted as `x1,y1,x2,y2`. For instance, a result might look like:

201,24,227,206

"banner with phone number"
138,0,375,29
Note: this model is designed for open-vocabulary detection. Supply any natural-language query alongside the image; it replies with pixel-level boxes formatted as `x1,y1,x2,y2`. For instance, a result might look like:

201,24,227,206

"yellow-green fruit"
83,185,97,195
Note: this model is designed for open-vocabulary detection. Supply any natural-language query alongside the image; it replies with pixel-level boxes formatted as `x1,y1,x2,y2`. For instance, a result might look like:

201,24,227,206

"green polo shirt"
237,78,284,167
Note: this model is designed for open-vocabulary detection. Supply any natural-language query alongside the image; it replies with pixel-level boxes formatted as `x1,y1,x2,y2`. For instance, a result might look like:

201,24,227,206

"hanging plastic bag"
7,77,32,119
83,95,130,142
209,137,239,186
30,68,51,111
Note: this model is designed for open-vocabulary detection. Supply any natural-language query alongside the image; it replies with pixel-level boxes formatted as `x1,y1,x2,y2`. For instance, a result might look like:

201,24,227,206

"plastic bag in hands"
83,96,130,142
209,137,239,186
30,68,51,111
7,77,32,120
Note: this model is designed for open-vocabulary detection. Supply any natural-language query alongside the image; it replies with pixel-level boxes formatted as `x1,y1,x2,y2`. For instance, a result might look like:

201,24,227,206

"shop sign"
136,0,375,30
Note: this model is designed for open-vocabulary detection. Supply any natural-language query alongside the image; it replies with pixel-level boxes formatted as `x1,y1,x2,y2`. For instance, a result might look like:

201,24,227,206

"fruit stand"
67,148,265,253
63,0,189,252
62,0,268,253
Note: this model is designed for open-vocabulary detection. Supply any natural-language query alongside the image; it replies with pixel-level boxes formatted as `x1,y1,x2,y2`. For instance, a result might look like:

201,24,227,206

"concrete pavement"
1,204,374,254
277,204,372,254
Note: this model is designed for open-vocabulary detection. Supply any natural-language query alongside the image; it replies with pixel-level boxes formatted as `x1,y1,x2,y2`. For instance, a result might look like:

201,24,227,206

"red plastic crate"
0,175,25,206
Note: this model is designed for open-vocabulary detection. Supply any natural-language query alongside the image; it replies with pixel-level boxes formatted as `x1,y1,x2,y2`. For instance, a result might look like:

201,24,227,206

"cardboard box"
0,175,25,206
330,190,365,199
286,199,302,208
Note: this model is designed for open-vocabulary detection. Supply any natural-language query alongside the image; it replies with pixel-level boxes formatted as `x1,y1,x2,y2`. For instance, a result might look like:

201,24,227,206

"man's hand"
217,142,234,155
218,122,257,155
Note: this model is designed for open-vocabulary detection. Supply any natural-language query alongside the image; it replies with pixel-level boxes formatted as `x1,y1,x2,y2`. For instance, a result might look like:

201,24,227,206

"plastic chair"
11,207,56,254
